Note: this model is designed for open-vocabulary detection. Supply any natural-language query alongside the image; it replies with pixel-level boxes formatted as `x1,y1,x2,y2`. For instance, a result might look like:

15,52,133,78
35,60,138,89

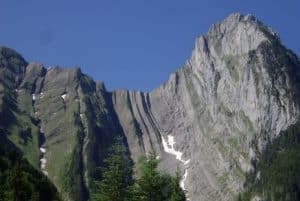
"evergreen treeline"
0,135,61,201
92,137,186,201
238,122,300,201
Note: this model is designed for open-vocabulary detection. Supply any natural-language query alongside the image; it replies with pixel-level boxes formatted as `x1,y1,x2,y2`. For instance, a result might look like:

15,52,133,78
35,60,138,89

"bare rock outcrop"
1,13,300,201
112,13,300,201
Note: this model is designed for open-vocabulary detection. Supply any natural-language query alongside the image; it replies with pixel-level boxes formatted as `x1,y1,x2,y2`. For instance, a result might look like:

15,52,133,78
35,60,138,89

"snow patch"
40,147,46,153
61,93,67,101
161,135,189,164
39,144,47,175
32,94,36,101
184,159,191,165
40,92,44,98
180,169,188,190
80,113,84,119
40,158,47,169
161,134,190,196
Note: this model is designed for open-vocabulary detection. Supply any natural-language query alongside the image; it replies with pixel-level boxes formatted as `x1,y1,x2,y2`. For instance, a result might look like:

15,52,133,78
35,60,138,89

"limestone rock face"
112,13,300,201
1,13,300,201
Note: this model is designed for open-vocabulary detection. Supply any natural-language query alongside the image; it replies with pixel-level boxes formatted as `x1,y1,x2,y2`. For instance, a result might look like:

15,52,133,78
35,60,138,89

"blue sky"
1,0,299,91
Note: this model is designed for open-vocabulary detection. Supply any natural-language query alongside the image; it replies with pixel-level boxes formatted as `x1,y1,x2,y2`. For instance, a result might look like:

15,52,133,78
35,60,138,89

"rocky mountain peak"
1,13,300,201
208,13,279,40
0,46,26,62
0,46,28,89
190,13,280,66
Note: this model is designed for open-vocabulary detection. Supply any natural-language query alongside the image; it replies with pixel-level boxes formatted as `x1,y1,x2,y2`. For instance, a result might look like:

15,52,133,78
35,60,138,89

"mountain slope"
240,122,300,201
112,13,300,201
0,47,125,201
0,133,61,201
1,13,300,201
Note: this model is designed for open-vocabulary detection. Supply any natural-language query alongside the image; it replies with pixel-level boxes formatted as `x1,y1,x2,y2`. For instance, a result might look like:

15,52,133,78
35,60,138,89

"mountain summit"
1,13,300,201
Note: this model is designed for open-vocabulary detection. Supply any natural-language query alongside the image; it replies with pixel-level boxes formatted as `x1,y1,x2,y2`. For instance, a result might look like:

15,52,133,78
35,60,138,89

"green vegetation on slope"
238,122,300,201
7,109,40,168
61,127,87,201
0,85,40,169
0,135,61,201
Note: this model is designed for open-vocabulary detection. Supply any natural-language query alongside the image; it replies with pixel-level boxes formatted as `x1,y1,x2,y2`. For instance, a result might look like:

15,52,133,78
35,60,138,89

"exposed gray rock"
112,13,300,201
1,13,300,201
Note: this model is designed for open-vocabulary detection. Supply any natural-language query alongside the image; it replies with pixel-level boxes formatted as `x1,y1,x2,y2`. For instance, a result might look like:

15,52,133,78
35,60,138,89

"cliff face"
0,50,124,201
112,14,300,201
1,13,300,201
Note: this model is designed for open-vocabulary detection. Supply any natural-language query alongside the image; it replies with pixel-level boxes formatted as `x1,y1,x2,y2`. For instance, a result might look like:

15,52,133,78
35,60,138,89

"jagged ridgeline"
1,13,300,201
0,46,123,201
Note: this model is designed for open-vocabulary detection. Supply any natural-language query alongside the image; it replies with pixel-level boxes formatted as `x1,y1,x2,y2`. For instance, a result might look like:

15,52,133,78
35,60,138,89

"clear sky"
1,0,299,91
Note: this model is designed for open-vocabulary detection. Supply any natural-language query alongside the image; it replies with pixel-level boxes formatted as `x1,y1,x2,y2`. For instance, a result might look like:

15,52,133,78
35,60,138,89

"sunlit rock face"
112,13,300,201
1,13,300,201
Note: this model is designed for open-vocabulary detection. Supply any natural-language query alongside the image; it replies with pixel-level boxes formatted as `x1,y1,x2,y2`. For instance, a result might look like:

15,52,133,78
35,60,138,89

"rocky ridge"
1,13,300,201
112,13,300,201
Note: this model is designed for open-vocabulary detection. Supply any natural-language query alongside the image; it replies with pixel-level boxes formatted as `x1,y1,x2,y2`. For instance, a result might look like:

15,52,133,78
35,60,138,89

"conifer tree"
92,144,186,201
92,136,133,201
134,154,164,201
134,154,186,201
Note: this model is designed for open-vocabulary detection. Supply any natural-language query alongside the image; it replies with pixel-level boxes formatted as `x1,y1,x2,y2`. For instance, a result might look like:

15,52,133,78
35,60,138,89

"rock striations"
112,13,300,201
1,13,300,201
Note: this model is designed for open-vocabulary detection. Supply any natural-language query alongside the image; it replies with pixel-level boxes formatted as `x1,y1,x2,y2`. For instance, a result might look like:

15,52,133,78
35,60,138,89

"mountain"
1,13,300,201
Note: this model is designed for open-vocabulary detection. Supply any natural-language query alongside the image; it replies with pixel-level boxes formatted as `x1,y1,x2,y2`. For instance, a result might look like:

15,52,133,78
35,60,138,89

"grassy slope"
0,135,61,201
